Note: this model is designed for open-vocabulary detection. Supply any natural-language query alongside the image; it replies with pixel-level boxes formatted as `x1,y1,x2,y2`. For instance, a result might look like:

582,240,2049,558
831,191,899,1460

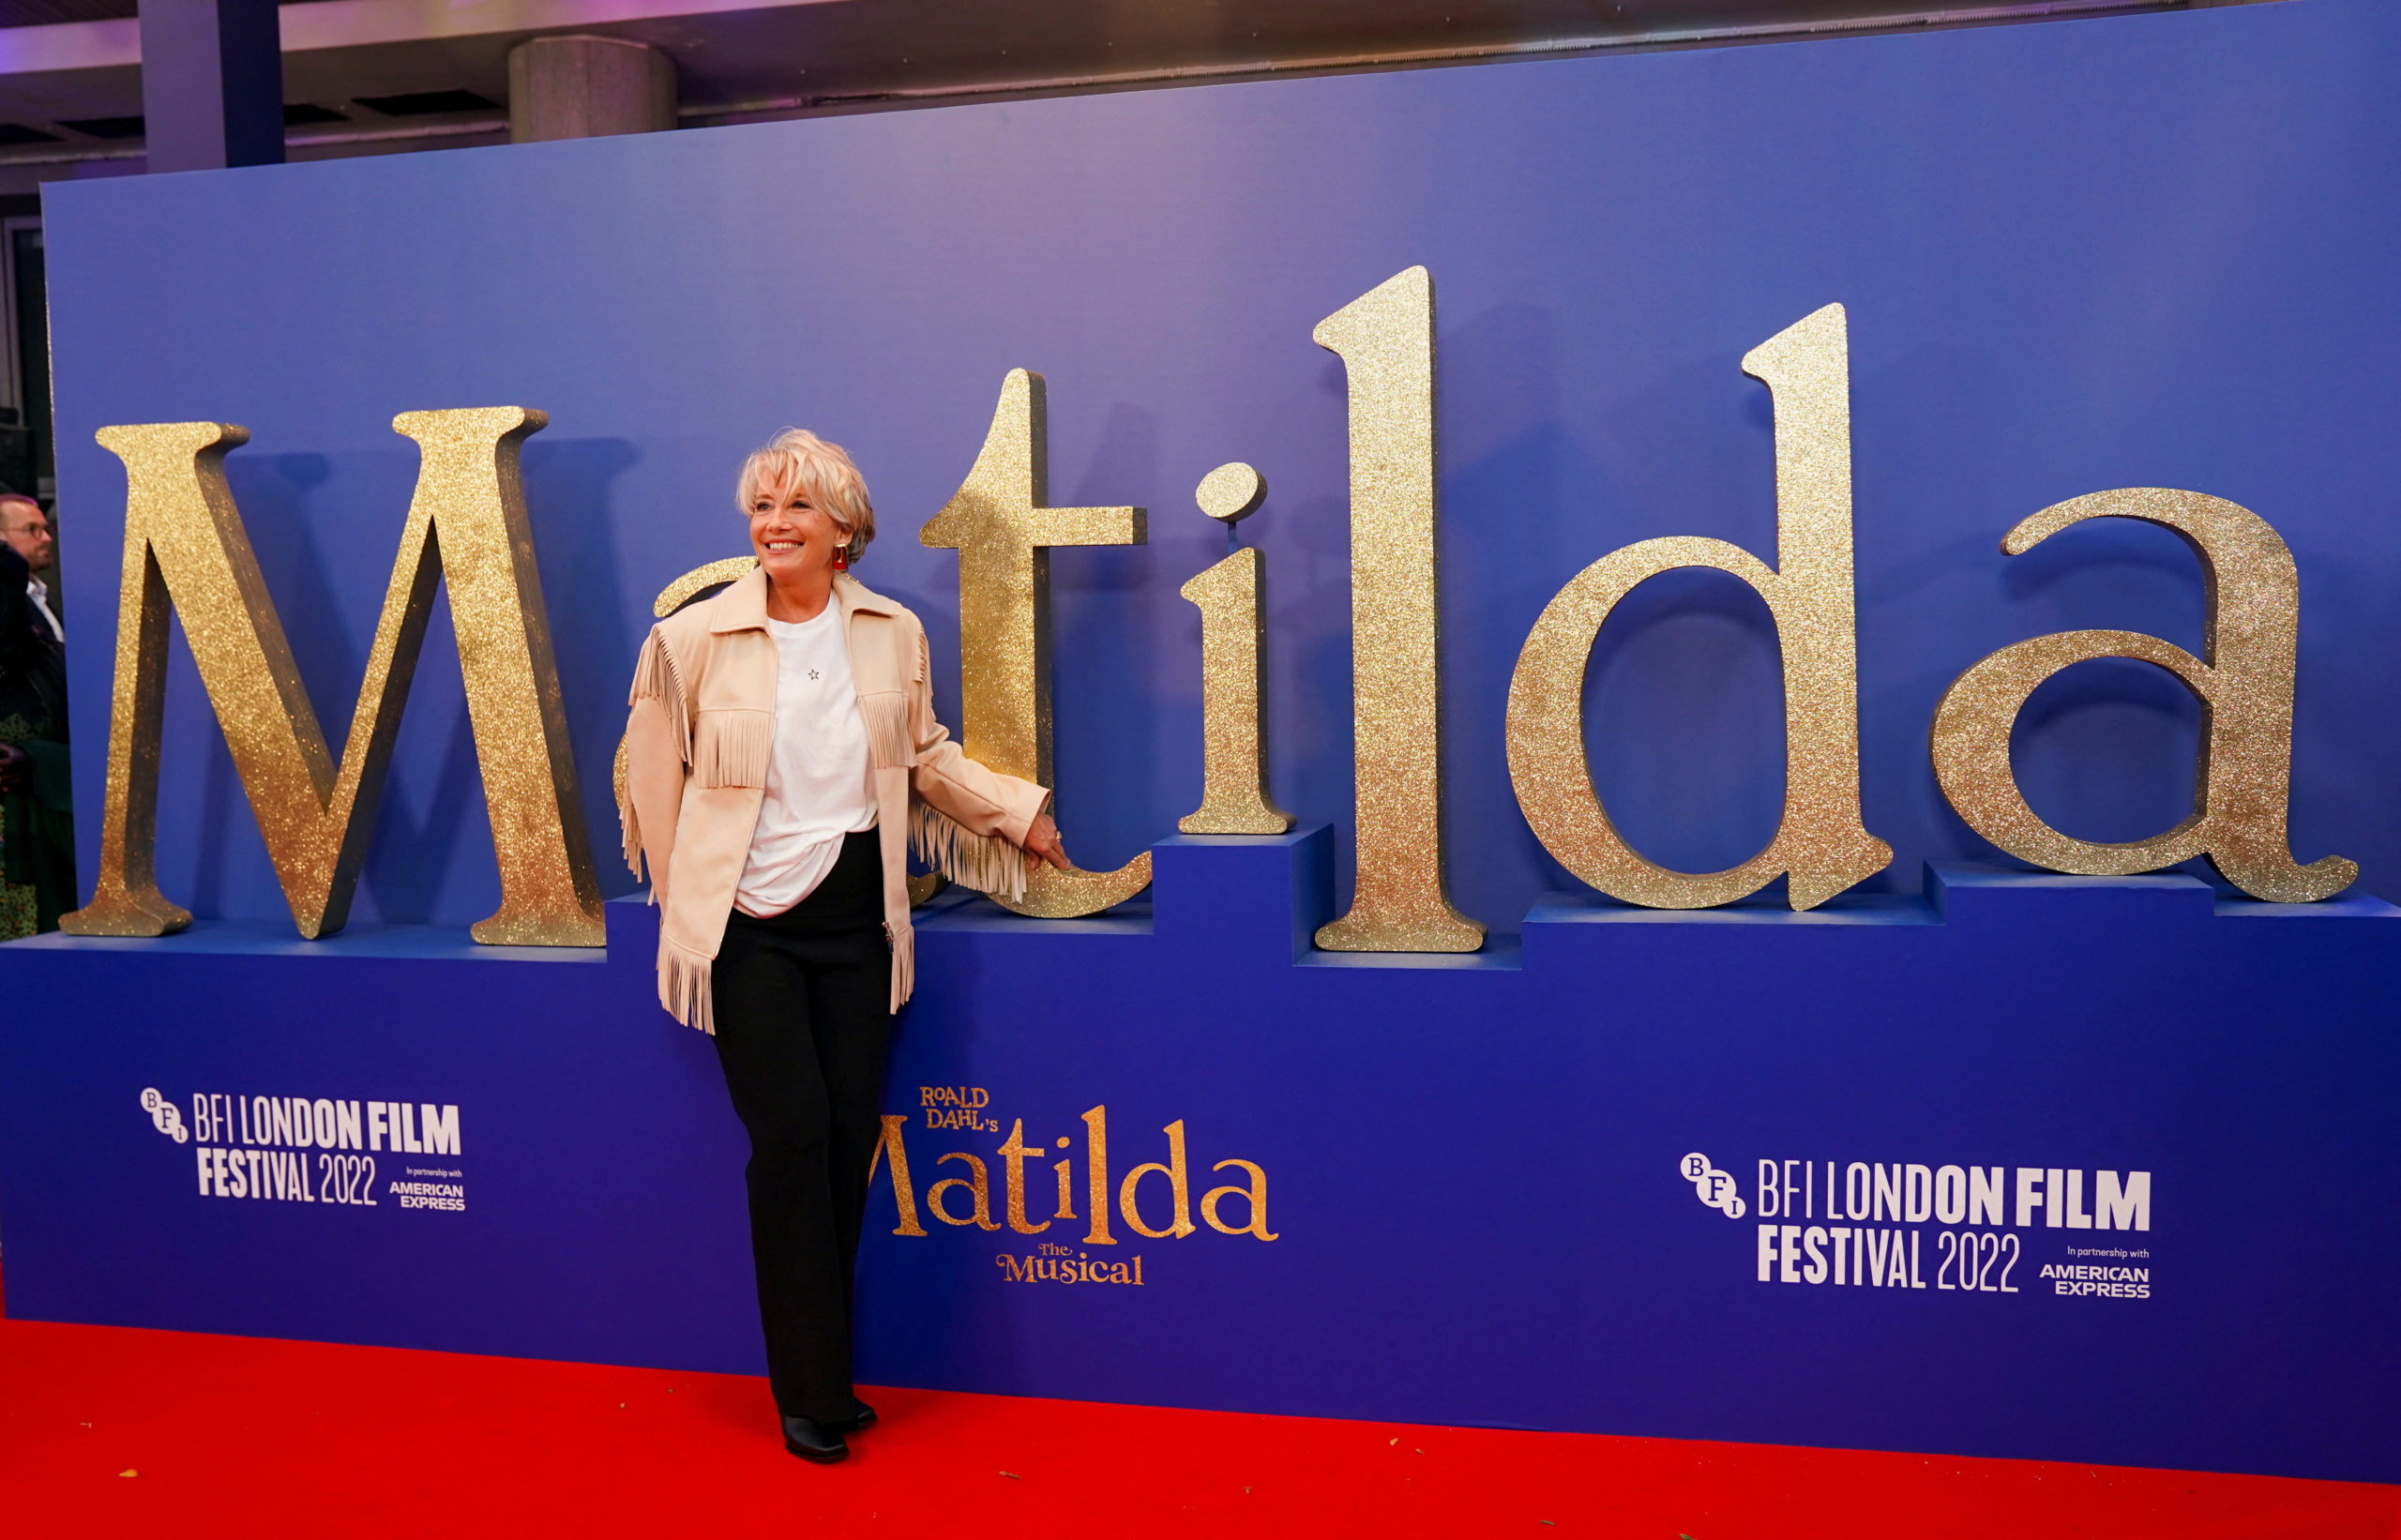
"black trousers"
710,829,892,1421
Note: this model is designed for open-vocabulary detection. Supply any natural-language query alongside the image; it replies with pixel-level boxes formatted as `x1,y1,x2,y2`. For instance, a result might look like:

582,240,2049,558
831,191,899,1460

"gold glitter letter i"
1180,460,1291,835
1504,304,1892,909
920,370,1152,917
1311,267,1485,952
1178,548,1291,834
61,410,606,945
1930,490,2352,902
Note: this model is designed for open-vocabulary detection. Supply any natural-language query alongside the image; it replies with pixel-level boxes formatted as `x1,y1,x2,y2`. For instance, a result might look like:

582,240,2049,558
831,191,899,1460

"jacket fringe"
693,711,772,789
627,628,691,766
909,799,1028,903
616,749,643,882
659,936,716,1034
862,694,913,771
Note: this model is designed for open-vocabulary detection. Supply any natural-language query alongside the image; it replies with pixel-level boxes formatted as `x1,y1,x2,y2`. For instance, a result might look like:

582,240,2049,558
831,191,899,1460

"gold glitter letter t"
62,410,606,945
1504,304,1892,910
920,370,1152,918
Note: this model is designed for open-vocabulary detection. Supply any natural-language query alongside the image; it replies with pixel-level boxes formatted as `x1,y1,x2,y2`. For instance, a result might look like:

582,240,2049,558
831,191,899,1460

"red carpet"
1,1295,2393,1538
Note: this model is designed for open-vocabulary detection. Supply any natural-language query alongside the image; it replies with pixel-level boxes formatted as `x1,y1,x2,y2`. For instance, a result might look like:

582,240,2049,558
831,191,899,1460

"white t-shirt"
732,605,878,916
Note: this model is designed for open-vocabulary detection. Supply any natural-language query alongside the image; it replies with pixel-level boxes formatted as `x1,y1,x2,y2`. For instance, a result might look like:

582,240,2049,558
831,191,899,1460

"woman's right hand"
1022,810,1072,872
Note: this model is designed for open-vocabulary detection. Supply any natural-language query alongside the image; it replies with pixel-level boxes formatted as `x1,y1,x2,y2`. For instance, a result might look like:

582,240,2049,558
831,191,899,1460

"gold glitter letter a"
1312,267,1486,952
61,410,606,945
1930,490,2352,902
1504,304,1892,910
920,370,1152,918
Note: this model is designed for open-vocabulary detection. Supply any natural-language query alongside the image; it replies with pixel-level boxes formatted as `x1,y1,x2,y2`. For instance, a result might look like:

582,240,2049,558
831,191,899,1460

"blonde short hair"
736,428,875,565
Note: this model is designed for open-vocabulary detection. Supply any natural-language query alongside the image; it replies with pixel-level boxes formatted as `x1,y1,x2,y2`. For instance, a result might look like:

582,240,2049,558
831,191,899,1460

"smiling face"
747,472,850,591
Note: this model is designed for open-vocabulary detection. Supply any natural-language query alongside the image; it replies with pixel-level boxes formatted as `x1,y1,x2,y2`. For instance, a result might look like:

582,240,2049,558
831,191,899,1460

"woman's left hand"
1022,810,1072,872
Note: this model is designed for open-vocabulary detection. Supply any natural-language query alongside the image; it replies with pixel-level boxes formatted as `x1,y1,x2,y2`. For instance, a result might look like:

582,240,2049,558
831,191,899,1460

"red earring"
833,548,850,571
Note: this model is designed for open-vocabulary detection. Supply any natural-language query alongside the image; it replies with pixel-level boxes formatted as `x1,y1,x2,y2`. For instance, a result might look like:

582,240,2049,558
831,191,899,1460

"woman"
619,428,1067,1463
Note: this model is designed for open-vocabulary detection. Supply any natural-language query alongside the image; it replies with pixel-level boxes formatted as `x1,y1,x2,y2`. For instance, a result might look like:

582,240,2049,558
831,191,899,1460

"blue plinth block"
3,839,2396,1482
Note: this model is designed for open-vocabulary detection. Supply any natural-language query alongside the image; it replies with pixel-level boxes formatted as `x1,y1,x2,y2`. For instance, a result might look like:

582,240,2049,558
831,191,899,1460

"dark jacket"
0,543,73,935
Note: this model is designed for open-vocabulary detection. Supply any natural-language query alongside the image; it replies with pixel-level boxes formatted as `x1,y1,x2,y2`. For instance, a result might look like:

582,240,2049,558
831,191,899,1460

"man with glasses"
0,494,59,642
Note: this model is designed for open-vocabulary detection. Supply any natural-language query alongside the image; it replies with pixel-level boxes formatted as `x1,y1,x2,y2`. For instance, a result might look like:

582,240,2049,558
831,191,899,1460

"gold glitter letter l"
1311,267,1485,952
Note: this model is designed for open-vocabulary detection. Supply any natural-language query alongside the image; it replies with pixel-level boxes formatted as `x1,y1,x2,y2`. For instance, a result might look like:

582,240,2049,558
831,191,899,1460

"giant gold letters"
62,410,605,945
1930,489,2352,902
1312,267,1485,951
1505,305,1891,911
920,369,1153,918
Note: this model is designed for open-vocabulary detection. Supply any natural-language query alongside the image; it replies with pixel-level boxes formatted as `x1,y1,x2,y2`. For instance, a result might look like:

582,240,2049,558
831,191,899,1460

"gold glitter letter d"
1504,304,1892,910
1312,267,1485,952
1930,490,2352,902
920,370,1152,917
62,410,606,945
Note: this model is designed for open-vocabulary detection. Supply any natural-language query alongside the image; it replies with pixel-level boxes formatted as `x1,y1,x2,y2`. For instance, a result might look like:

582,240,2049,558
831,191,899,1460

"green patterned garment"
0,708,72,940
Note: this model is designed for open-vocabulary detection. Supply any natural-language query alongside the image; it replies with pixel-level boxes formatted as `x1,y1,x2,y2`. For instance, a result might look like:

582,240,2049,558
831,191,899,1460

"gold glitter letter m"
61,410,606,945
1504,304,1892,911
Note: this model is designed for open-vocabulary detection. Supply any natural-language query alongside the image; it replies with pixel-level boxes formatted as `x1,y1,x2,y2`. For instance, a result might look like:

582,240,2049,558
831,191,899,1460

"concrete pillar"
507,37,677,143
138,0,284,173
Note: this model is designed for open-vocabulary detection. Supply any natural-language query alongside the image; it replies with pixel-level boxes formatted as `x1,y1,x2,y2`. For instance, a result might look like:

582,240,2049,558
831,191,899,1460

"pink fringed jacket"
619,568,1048,1029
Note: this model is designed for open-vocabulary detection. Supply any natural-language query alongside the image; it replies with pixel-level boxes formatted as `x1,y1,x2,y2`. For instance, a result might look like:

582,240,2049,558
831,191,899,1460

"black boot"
781,1413,850,1464
829,1397,877,1433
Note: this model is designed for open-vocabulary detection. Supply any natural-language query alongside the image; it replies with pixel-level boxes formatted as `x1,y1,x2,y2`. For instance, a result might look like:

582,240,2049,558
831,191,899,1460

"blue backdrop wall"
6,0,2399,1487
38,0,2401,929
